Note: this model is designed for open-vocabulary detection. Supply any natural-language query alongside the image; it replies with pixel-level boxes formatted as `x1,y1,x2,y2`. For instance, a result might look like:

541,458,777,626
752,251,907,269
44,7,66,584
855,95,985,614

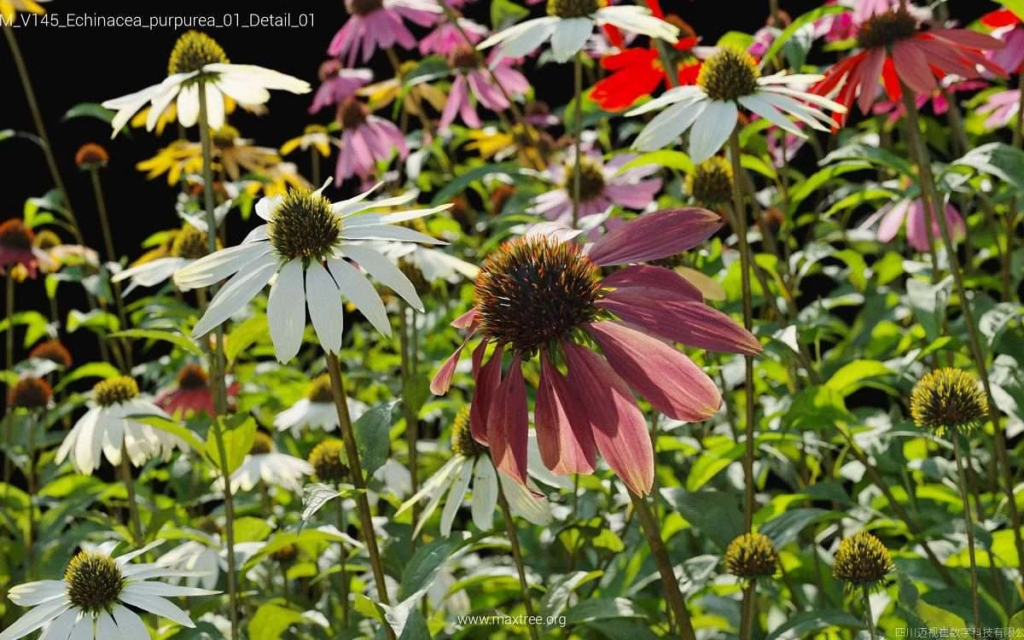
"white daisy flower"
218,432,313,493
372,240,480,284
477,0,678,63
628,46,846,162
0,539,217,640
156,534,222,591
273,373,368,437
396,409,552,536
55,375,185,475
101,30,310,137
173,181,451,363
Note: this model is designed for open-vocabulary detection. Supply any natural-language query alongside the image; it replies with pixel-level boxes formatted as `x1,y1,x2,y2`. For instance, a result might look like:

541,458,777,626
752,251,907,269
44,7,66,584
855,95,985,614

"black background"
0,0,991,366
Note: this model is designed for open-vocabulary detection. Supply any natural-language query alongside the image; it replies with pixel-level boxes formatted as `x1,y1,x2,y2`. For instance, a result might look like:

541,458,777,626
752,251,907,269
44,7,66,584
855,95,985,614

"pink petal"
598,296,762,355
585,208,723,266
535,352,596,475
603,180,663,210
906,199,933,252
564,342,653,496
452,308,479,329
471,342,502,445
892,41,938,95
587,321,721,422
487,354,529,485
928,28,1005,51
857,48,887,115
877,200,908,243
600,265,703,302
430,335,472,395
440,75,466,131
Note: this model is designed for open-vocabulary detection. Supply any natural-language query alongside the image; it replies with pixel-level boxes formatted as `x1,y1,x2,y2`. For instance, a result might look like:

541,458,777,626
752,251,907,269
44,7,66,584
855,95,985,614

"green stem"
952,435,982,632
325,352,396,640
336,497,350,628
88,168,132,369
728,130,757,533
571,54,584,228
3,273,14,497
212,422,240,640
861,584,878,640
496,475,541,640
398,302,420,525
900,84,1024,584
739,580,755,640
310,146,321,188
630,491,697,640
25,414,36,579
119,450,144,545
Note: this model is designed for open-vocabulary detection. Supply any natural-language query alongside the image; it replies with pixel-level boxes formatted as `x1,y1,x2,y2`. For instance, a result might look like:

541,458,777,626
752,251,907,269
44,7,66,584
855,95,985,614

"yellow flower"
137,140,205,185
0,0,46,23
359,74,447,118
281,124,332,158
466,125,548,170
246,162,310,198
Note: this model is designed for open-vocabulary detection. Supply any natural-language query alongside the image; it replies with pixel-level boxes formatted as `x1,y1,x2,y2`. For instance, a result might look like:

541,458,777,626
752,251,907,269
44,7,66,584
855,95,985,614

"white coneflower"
55,375,184,475
628,46,846,161
273,373,368,437
102,30,309,136
477,0,678,63
173,181,450,363
219,432,312,493
0,539,217,640
397,409,551,536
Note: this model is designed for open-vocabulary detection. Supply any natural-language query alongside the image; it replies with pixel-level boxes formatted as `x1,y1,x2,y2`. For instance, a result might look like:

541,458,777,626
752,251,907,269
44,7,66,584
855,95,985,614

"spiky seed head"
857,9,918,50
450,407,482,458
562,157,607,203
475,236,602,356
338,97,369,130
910,368,988,435
725,533,779,579
93,376,139,407
176,363,209,390
267,189,342,264
346,0,384,17
0,219,34,250
686,156,734,205
449,45,479,70
170,225,212,260
305,374,335,404
698,47,760,101
309,439,349,483
64,551,125,613
547,0,604,18
30,340,73,368
250,431,275,455
832,531,894,591
75,143,109,170
9,376,52,410
168,31,229,76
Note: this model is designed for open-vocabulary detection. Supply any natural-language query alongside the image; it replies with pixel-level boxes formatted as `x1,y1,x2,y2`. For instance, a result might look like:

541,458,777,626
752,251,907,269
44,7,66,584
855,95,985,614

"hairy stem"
952,435,982,631
861,584,878,640
496,475,542,640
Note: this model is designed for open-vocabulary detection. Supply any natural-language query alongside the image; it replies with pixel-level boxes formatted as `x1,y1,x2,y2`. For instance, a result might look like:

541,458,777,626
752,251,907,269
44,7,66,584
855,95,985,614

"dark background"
0,0,991,366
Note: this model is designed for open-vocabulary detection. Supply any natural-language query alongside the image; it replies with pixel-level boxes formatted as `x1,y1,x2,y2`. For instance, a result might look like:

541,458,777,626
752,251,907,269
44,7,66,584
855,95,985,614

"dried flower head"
8,376,52,410
75,143,109,170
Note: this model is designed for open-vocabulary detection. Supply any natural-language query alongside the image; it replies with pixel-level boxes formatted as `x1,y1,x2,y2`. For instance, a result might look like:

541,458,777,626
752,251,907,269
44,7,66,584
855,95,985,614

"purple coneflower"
309,59,373,114
419,16,488,56
328,0,441,67
862,197,965,253
430,210,761,496
529,151,663,223
978,89,1022,129
440,47,530,131
335,97,408,181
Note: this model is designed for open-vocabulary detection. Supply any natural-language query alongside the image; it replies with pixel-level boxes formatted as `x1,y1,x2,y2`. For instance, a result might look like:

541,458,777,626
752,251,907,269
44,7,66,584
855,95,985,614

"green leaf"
760,6,847,70
686,443,744,492
782,387,851,431
760,508,842,548
979,303,1022,347
63,102,116,123
564,598,641,624
0,310,50,348
399,609,431,640
248,603,305,640
206,414,257,476
111,329,203,357
491,0,529,30
540,571,602,621
954,142,1024,192
300,482,346,523
661,489,744,549
824,360,893,396
915,599,967,630
997,0,1024,20
764,610,862,640
225,315,269,364
616,150,693,175
430,163,528,206
400,533,469,599
906,276,953,342
52,362,122,393
821,143,915,178
67,309,119,334
132,415,206,455
354,402,396,479
234,516,274,543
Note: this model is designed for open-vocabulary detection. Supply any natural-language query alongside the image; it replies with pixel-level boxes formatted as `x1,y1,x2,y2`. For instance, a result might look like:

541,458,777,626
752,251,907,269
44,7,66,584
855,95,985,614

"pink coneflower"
983,9,1024,75
328,0,441,67
430,210,761,496
155,364,217,417
872,80,986,125
978,89,1022,129
334,97,408,181
309,59,373,114
529,151,663,223
419,16,487,56
0,219,50,278
862,197,965,252
812,5,1005,127
440,47,530,131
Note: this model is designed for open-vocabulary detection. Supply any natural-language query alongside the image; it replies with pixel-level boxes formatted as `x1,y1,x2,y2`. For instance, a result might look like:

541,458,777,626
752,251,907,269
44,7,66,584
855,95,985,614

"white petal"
738,94,805,137
267,259,306,363
177,84,200,128
191,253,277,338
112,257,188,287
146,83,182,132
123,581,218,598
340,224,444,245
173,242,272,291
441,460,474,536
550,18,593,63
255,196,282,221
688,100,738,164
209,64,311,94
501,476,551,526
38,608,77,640
117,592,195,628
626,85,702,117
305,262,344,355
67,618,91,640
0,598,72,640
8,581,67,607
326,259,391,337
111,606,147,639
74,408,104,474
633,96,707,152
471,459,498,531
339,245,424,311
215,76,271,106
595,6,679,42
95,611,121,640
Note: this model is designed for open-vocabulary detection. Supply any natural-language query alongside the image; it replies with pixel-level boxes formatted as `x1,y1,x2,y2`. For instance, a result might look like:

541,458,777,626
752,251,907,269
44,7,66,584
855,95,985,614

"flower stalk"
496,477,542,640
572,53,584,227
87,166,132,370
952,434,982,631
861,584,878,640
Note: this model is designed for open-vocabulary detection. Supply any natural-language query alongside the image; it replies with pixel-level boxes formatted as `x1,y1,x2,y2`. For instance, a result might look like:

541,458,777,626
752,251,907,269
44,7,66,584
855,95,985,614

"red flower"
982,8,1019,29
812,8,1006,127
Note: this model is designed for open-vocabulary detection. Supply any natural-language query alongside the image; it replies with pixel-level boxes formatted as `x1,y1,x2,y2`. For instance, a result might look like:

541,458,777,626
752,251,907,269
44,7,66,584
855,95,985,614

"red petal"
564,342,653,496
881,57,902,103
893,40,938,95
470,342,502,445
430,335,471,395
982,8,1018,28
535,352,597,475
587,321,722,422
600,264,703,302
487,353,529,485
598,297,762,355
928,27,1006,51
592,64,665,112
451,308,479,329
586,208,723,266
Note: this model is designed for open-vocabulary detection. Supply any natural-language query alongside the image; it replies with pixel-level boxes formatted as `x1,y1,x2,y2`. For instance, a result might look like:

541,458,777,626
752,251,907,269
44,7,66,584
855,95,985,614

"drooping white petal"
173,242,272,291
255,195,282,221
117,592,195,628
500,476,551,526
8,582,66,607
626,85,702,117
191,254,277,338
688,100,739,164
305,262,344,355
95,611,122,640
37,608,77,640
550,18,593,63
471,458,498,531
177,83,200,128
326,259,391,336
595,5,679,43
738,94,805,137
440,459,474,536
0,598,72,640
633,95,707,152
266,259,306,363
340,224,445,245
339,245,424,311
111,605,148,639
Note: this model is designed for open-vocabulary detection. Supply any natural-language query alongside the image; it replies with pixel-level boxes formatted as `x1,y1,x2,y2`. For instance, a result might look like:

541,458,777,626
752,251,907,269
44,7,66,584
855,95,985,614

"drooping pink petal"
928,28,1006,51
564,342,653,496
535,351,597,475
487,354,529,485
857,48,887,115
452,308,479,329
905,198,933,252
470,342,502,444
892,40,938,95
587,321,722,422
599,295,762,355
600,265,703,303
877,200,909,243
585,208,723,266
430,333,473,395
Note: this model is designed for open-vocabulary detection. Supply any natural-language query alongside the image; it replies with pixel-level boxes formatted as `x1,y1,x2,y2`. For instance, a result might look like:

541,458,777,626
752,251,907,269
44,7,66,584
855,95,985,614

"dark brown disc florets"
547,0,603,18
857,9,918,50
338,97,369,130
475,236,601,356
177,363,209,390
64,551,125,613
347,0,384,16
267,190,342,263
9,376,52,410
168,31,229,76
0,219,34,250
30,340,73,368
171,225,211,260
562,158,606,203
